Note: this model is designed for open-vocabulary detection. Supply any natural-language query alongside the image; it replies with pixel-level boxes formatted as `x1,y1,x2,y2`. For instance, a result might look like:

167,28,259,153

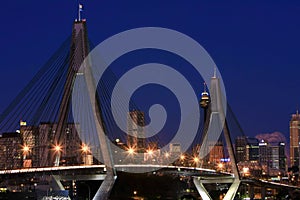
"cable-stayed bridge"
0,17,297,200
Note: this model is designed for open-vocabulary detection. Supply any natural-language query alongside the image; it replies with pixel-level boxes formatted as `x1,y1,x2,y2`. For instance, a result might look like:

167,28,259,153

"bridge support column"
261,186,266,200
50,175,64,191
92,171,116,200
249,185,254,200
193,176,240,200
193,177,212,200
223,179,240,200
84,43,117,200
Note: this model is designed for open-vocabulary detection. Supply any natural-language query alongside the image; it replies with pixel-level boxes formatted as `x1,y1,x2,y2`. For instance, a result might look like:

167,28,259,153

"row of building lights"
21,143,204,167
21,143,90,162
125,145,202,166
21,144,90,154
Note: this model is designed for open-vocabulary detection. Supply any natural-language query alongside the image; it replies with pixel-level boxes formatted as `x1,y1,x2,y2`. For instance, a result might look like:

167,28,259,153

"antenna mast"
78,3,83,21
213,66,217,78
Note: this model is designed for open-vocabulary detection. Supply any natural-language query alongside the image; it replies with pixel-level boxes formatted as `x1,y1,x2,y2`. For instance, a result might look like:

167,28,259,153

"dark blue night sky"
1,1,300,141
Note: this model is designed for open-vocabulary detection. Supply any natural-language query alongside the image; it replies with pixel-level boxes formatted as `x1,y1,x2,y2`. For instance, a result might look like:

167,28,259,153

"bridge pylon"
82,31,117,199
41,18,116,199
196,72,240,200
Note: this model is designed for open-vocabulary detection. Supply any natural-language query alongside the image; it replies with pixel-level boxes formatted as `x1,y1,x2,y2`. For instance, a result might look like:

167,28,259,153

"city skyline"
0,3,299,198
1,1,300,141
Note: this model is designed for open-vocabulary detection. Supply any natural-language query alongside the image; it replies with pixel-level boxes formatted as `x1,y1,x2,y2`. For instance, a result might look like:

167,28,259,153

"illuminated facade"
290,111,300,167
269,142,286,171
38,123,82,166
169,143,181,154
246,138,259,161
208,140,224,164
127,110,145,152
235,136,259,163
20,121,38,167
259,140,269,173
0,132,22,169
258,140,286,176
235,136,247,163
0,122,83,169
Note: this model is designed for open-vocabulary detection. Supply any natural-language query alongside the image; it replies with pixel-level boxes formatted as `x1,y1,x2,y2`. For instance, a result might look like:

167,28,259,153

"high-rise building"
246,137,259,161
169,143,181,154
38,123,82,166
235,136,247,163
0,132,22,169
290,111,300,167
259,140,269,171
200,139,224,168
208,140,224,164
20,121,38,167
258,140,286,176
278,142,286,171
127,110,145,152
269,142,286,171
0,121,84,168
235,136,259,163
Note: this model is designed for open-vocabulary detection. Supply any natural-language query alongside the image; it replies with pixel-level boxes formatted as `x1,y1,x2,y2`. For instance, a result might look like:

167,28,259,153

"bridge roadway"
0,164,297,189
0,164,299,199
0,164,219,178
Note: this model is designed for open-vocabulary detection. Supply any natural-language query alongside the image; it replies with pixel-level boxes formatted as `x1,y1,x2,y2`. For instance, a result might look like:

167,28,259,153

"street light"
82,145,89,153
55,145,61,152
126,147,136,164
127,147,135,155
147,149,153,156
23,145,29,152
53,144,62,167
146,148,155,163
22,145,30,160
81,144,90,165
218,163,224,171
243,167,250,177
180,154,185,166
165,152,170,158
180,155,185,160
193,156,199,167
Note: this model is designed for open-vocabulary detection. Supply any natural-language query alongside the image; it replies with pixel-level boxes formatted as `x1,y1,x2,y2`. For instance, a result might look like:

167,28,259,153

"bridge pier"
249,185,254,200
195,68,241,200
223,179,240,200
92,170,116,200
193,176,240,200
51,175,65,191
261,186,266,200
193,177,212,200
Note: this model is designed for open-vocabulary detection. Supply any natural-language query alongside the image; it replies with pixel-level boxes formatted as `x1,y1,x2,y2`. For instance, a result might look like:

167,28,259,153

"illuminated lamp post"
22,145,30,160
193,156,200,168
180,154,186,166
127,147,136,164
81,144,90,165
54,145,62,166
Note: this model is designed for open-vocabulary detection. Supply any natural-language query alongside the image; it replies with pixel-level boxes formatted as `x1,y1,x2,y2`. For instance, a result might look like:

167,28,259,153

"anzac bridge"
0,10,297,200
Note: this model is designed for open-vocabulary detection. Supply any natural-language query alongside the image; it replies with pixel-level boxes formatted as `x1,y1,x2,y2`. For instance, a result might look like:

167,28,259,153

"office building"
20,121,38,167
246,137,259,161
0,132,22,169
269,142,286,171
38,123,82,166
127,110,145,152
208,140,224,164
290,110,300,167
235,136,247,163
259,139,269,172
235,136,259,163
